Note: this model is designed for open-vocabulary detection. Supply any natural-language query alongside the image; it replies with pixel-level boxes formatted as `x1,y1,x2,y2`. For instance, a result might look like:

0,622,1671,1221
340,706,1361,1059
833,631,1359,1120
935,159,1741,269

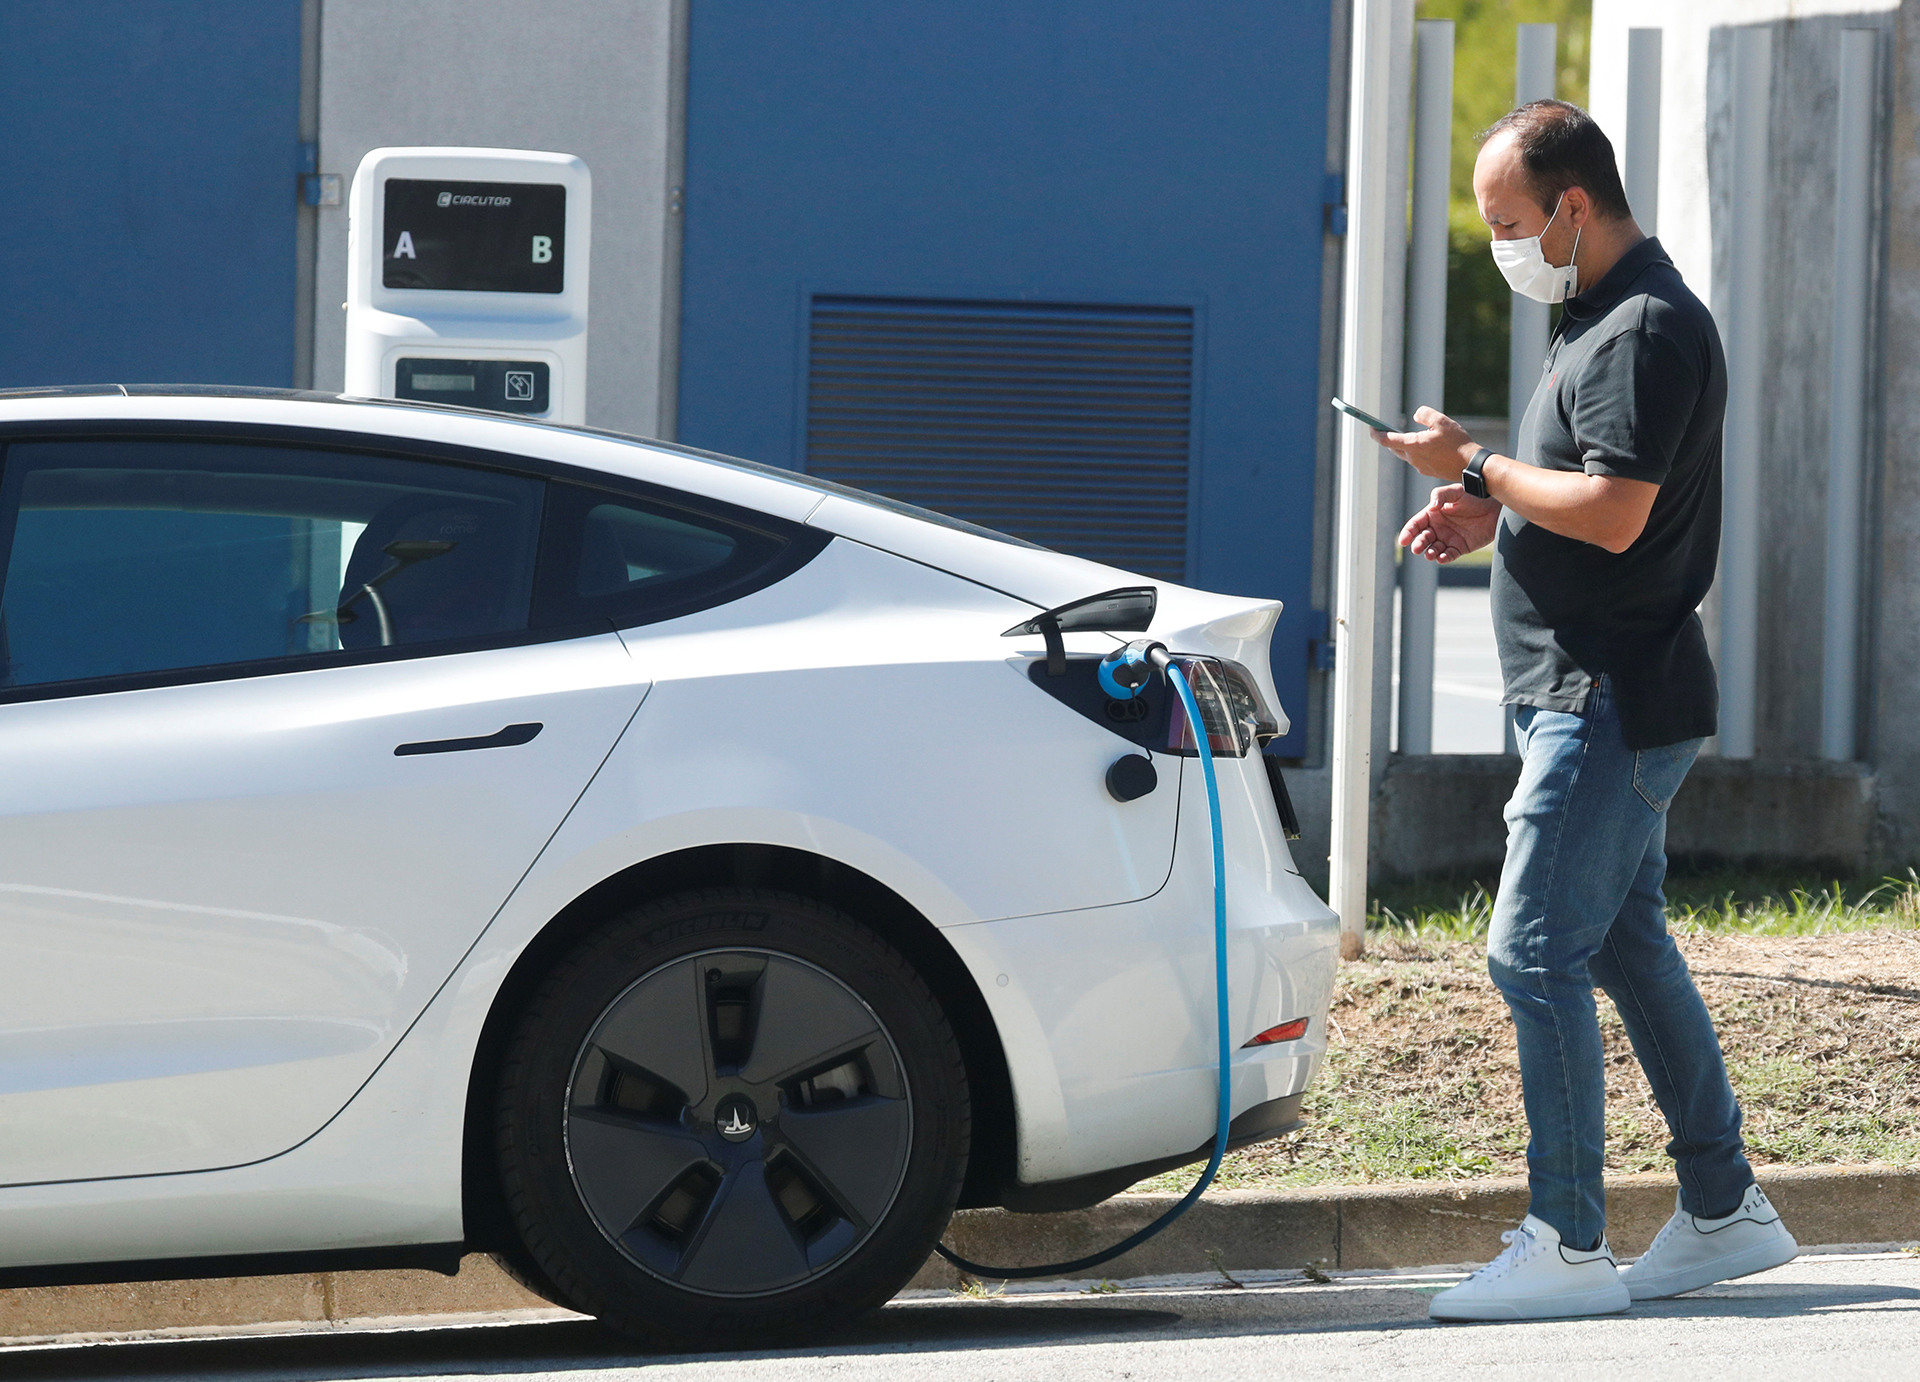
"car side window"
0,439,542,692
532,481,812,631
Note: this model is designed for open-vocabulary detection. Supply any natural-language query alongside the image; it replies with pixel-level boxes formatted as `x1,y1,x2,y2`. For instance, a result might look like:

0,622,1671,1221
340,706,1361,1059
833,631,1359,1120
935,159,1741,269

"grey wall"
1594,2,1916,863
1698,11,1897,760
1870,1,1920,860
313,0,678,437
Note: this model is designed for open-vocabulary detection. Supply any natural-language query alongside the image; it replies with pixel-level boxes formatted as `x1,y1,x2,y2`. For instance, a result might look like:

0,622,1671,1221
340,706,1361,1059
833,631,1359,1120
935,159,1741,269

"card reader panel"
394,358,551,414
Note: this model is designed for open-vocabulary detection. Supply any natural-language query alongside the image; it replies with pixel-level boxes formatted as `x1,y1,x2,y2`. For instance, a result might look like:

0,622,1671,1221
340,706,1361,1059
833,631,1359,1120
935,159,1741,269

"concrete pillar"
1624,28,1661,235
1398,18,1452,759
1506,24,1557,437
313,0,679,437
1372,3,1414,783
1821,29,1878,762
1501,24,1556,760
1718,25,1773,760
1330,0,1403,958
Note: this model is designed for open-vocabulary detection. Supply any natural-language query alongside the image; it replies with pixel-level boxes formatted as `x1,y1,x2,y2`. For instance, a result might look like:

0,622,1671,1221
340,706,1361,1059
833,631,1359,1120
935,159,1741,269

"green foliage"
1445,202,1516,415
1412,1,1593,418
1416,0,1593,196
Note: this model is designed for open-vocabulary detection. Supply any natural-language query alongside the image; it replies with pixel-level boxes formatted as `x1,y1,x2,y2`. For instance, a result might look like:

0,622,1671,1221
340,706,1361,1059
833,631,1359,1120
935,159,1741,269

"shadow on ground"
6,1274,1917,1380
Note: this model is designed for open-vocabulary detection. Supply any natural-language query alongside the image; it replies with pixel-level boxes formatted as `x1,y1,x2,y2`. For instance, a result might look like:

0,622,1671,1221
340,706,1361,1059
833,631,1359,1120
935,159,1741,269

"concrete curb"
910,1163,1920,1289
3,1164,1914,1341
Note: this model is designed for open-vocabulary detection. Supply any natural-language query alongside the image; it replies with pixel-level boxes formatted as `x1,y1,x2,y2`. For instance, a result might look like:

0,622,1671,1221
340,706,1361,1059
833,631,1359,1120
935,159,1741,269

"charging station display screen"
394,358,550,413
382,180,565,293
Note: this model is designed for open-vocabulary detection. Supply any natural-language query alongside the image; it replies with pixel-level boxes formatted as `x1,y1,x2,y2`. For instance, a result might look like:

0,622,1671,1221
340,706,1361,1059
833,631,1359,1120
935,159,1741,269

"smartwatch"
1462,446,1496,500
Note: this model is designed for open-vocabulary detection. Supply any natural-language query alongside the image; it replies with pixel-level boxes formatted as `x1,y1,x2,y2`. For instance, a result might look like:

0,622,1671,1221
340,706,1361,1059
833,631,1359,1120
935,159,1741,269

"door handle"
394,722,544,757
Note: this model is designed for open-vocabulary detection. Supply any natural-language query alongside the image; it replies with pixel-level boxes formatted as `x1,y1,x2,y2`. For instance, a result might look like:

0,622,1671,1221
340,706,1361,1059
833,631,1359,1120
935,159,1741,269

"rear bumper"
942,751,1340,1186
996,1092,1304,1213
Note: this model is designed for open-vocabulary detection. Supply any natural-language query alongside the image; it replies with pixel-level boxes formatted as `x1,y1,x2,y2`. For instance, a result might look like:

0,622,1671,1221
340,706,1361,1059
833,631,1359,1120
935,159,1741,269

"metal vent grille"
805,296,1194,580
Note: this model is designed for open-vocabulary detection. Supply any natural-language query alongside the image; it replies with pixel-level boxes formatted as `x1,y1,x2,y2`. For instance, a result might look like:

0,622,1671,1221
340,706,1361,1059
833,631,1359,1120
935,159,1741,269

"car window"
0,440,542,691
533,481,811,631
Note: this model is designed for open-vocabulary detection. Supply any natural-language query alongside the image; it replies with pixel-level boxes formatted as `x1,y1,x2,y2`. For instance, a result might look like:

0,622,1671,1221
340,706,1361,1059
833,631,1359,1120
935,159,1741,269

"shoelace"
1467,1224,1541,1284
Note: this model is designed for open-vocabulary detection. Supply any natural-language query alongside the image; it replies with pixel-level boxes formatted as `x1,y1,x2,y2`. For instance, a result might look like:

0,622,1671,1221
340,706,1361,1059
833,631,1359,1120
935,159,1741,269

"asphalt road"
8,1250,1917,1382
1428,584,1509,754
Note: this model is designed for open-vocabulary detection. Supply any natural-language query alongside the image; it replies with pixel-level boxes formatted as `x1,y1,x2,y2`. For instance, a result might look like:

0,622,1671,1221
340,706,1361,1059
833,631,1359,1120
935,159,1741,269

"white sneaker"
1619,1183,1798,1300
1428,1215,1631,1321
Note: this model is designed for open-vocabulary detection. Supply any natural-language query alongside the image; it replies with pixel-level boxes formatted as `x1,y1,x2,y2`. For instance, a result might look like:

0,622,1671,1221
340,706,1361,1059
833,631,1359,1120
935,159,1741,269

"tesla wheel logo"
715,1097,757,1142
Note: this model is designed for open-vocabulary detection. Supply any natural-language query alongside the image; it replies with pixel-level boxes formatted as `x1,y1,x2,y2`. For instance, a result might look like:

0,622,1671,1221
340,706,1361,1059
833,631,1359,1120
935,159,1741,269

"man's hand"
1399,485,1500,563
1371,406,1480,482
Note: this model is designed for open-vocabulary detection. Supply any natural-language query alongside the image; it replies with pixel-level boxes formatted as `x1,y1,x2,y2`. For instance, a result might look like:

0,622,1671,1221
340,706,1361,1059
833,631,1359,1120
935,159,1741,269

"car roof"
0,385,1286,689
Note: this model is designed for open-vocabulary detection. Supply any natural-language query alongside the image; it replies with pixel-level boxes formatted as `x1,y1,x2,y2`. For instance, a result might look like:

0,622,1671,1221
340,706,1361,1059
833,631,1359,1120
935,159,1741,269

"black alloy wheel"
494,888,970,1344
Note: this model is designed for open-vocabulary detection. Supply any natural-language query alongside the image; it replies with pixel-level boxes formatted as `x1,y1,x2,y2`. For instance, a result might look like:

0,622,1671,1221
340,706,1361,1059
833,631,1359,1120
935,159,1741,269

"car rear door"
0,434,648,1184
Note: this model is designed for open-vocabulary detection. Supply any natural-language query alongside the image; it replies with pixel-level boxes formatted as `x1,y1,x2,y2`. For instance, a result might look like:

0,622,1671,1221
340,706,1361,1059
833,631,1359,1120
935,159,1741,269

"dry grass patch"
1138,880,1920,1193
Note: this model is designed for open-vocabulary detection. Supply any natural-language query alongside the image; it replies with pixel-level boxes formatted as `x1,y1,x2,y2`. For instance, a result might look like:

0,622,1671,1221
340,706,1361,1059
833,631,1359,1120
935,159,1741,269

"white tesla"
0,386,1338,1343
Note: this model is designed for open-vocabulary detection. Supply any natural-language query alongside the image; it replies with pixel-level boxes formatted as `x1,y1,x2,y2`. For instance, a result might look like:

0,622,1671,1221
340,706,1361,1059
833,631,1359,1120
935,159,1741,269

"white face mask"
1490,193,1583,303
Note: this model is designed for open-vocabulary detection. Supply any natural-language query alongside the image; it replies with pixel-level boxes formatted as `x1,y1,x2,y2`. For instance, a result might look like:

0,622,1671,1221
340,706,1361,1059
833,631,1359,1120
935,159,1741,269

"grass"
1133,871,1920,1195
1369,870,1920,942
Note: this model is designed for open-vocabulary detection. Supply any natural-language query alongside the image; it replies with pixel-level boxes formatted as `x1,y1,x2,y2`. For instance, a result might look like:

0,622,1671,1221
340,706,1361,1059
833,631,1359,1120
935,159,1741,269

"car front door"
0,434,648,1185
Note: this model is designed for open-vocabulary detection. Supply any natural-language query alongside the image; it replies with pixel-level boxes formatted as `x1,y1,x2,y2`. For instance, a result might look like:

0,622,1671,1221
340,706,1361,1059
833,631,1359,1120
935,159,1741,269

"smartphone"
1330,396,1402,433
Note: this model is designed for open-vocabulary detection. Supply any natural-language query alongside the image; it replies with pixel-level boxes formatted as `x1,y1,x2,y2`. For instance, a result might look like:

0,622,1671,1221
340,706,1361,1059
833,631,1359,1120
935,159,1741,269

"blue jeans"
1491,675,1753,1250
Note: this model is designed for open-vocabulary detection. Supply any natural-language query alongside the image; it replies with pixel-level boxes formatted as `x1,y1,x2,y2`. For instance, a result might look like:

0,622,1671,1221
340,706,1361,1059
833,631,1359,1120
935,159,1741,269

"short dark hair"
1480,99,1633,221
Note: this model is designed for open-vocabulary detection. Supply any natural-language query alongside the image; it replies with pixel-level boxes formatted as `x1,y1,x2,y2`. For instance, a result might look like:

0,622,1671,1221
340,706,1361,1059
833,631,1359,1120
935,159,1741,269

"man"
1374,100,1798,1322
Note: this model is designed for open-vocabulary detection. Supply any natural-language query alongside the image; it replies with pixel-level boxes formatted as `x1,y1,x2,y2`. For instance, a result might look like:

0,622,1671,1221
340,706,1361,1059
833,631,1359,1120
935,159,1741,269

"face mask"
1490,193,1583,303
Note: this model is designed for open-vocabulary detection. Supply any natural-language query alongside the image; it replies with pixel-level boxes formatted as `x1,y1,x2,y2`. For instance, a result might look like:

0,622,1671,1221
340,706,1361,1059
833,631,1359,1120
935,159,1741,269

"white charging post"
346,147,591,424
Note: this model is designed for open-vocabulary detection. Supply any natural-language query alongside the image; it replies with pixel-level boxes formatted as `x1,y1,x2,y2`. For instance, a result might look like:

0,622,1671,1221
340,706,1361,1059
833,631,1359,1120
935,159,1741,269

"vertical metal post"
1331,0,1400,961
1506,25,1557,437
1625,29,1662,234
1398,19,1452,759
1720,26,1772,759
1499,24,1555,759
1822,29,1878,761
293,0,324,390
656,0,691,441
1373,3,1414,781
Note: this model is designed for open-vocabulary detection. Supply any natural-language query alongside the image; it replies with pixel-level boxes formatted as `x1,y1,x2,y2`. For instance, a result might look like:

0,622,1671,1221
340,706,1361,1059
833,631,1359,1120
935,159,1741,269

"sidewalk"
3,1164,1913,1343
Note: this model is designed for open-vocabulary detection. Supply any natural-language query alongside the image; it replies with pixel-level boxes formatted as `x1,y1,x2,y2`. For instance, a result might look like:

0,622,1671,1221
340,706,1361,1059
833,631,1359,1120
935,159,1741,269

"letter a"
393,230,416,259
531,235,552,264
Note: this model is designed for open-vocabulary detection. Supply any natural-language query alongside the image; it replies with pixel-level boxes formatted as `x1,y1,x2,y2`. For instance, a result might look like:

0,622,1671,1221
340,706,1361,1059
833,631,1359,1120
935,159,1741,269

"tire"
494,887,970,1345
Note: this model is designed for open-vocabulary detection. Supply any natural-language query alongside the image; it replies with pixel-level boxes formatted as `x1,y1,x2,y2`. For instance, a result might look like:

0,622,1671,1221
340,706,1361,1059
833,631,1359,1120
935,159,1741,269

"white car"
0,386,1338,1343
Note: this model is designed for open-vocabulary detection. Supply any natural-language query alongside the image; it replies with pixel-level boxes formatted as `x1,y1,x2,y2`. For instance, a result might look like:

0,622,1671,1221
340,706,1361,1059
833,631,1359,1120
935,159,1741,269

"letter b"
531,235,553,264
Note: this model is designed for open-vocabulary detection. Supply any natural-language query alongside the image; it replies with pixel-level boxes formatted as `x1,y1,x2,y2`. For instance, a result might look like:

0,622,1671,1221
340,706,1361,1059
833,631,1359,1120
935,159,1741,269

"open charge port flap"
1025,654,1171,750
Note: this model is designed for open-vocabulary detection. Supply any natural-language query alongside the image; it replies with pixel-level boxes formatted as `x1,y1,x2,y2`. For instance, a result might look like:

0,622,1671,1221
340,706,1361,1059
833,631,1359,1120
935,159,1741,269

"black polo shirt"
1493,237,1726,749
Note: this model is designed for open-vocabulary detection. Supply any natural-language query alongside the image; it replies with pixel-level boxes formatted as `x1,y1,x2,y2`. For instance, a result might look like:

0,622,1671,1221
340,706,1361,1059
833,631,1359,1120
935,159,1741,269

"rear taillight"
1243,1017,1308,1047
1165,656,1281,757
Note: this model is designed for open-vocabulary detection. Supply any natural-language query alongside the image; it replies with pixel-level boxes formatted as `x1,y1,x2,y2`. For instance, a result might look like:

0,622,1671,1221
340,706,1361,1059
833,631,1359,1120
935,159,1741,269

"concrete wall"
313,0,679,437
1871,4,1920,864
1284,755,1879,890
1589,0,1916,862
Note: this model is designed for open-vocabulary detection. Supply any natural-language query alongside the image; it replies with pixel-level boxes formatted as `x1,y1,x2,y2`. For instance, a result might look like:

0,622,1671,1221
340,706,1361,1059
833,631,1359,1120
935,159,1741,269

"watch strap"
1463,446,1495,500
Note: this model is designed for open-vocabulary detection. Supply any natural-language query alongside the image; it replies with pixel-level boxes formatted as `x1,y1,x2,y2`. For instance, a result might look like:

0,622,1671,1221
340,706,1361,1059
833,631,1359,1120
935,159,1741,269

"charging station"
346,147,591,424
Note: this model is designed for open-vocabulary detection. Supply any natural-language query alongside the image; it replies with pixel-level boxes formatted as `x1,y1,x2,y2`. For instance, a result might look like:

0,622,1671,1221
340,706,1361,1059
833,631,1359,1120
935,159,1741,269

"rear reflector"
1243,1018,1309,1047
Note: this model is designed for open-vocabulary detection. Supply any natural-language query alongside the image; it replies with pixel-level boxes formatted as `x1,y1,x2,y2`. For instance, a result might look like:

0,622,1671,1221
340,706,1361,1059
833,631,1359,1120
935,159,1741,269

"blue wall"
0,2,303,388
678,1,1331,753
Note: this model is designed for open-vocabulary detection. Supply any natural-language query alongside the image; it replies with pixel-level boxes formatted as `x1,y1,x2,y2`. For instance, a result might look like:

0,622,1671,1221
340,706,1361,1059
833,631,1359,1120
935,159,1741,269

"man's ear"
1565,186,1592,228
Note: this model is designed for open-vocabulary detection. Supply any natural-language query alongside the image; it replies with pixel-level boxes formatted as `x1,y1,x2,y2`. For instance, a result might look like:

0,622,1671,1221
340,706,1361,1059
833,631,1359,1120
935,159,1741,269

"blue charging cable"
932,652,1231,1280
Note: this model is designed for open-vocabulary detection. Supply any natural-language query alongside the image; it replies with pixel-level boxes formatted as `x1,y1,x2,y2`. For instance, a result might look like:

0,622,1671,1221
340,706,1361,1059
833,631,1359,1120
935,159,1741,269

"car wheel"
494,887,970,1344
